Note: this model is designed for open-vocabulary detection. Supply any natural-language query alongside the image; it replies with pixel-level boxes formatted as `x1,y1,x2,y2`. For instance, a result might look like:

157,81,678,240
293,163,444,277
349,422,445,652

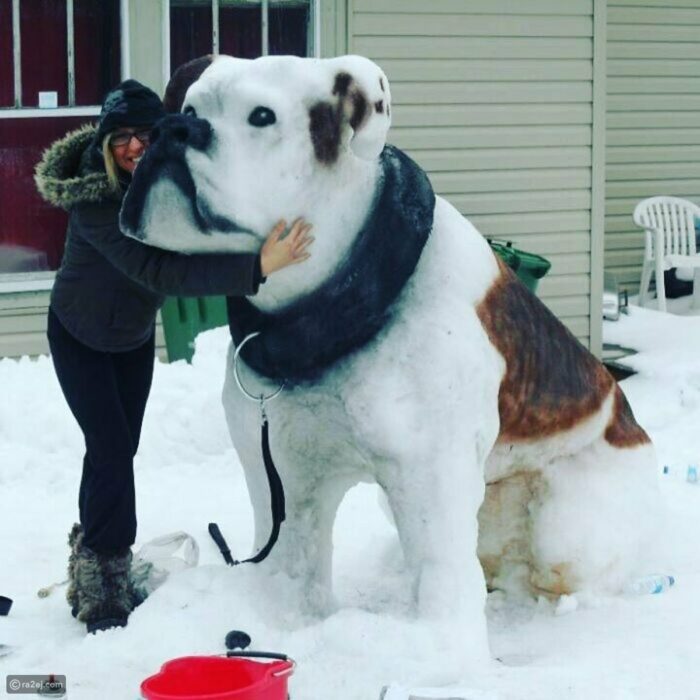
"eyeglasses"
109,128,152,147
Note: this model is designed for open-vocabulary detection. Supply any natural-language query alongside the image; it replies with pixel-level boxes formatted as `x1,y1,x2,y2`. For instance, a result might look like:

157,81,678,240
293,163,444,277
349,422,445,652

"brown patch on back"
605,385,650,447
163,55,214,114
477,258,615,442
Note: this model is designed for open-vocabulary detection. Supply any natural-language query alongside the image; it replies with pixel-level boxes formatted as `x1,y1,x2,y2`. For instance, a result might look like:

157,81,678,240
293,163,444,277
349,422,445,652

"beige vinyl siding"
350,0,602,347
0,290,168,361
606,0,700,291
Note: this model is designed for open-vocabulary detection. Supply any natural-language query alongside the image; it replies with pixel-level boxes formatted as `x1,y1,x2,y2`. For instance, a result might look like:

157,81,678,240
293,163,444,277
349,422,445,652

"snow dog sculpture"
121,55,660,662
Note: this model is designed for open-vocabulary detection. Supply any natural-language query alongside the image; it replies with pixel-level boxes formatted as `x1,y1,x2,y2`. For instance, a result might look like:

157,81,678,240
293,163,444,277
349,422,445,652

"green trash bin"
487,239,551,293
160,296,229,363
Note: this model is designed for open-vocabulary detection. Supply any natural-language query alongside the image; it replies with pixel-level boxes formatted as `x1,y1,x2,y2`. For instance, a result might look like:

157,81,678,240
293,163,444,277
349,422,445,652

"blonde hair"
102,134,121,193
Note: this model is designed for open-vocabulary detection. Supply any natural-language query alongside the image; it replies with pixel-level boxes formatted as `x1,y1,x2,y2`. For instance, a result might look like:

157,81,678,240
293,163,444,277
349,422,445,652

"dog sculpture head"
120,55,392,260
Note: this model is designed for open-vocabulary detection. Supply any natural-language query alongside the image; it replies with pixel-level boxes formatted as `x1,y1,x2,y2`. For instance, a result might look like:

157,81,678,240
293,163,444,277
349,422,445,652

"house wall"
0,288,167,360
0,291,53,359
605,0,700,292
347,0,607,352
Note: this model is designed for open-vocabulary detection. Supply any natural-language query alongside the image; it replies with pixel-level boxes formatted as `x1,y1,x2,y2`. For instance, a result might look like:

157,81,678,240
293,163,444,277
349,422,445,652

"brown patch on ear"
332,71,369,130
333,72,353,97
349,91,367,130
477,258,617,442
309,102,341,165
310,72,372,164
374,100,384,114
605,385,650,447
163,55,214,114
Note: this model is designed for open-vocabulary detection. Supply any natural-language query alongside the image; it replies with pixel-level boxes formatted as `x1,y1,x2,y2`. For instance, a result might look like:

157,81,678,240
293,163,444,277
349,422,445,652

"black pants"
47,309,155,553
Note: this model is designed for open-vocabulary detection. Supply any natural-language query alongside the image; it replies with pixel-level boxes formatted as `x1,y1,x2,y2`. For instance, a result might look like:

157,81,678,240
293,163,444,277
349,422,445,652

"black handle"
486,237,513,248
208,522,234,566
226,650,289,662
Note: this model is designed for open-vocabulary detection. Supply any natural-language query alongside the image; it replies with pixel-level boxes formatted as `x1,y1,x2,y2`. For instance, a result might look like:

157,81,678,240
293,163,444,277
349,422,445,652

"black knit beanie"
95,79,166,146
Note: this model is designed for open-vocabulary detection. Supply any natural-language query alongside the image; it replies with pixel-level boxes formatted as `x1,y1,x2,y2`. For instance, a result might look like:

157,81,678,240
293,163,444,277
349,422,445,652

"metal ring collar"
233,332,285,402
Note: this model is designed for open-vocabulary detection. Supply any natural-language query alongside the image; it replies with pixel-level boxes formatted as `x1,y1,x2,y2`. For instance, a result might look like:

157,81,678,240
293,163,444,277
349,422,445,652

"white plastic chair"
633,196,700,312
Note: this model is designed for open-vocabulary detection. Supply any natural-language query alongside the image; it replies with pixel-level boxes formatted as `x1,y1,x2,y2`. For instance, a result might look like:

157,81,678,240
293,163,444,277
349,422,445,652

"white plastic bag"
131,531,199,597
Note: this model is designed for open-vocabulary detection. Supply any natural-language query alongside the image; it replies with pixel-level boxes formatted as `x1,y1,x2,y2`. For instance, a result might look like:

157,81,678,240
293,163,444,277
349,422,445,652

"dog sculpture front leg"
223,354,355,615
379,440,492,666
265,470,362,617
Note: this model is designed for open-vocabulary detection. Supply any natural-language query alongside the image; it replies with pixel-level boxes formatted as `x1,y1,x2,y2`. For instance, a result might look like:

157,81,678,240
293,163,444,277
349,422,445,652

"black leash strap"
207,523,234,565
209,403,286,566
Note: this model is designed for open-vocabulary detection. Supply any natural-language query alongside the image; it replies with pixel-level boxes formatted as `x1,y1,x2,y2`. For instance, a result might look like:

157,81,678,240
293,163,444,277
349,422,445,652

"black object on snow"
225,630,252,651
664,269,694,299
0,596,12,616
87,617,127,634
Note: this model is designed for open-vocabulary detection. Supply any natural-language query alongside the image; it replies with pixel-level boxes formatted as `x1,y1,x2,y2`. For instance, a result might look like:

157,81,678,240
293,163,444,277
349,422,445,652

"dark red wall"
0,117,92,271
74,0,121,106
170,5,309,73
20,0,68,108
269,6,309,57
0,0,13,107
170,6,214,75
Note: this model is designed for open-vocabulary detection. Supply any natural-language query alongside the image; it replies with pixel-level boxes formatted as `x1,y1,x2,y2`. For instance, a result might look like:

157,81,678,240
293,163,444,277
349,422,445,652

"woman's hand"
260,218,313,277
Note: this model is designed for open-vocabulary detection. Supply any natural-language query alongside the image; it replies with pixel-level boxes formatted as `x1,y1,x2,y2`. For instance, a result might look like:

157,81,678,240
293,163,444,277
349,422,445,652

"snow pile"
605,305,700,470
1,316,700,699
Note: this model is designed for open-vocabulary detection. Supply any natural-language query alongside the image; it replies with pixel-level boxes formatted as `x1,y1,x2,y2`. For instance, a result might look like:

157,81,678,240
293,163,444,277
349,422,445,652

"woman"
35,79,312,633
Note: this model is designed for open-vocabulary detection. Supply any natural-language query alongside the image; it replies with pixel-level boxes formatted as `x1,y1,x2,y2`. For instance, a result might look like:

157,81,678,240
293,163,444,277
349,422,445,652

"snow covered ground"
1,308,699,700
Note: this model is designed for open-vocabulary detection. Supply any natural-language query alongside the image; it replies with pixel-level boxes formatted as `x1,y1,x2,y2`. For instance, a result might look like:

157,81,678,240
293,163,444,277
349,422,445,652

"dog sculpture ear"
327,55,392,161
163,55,215,113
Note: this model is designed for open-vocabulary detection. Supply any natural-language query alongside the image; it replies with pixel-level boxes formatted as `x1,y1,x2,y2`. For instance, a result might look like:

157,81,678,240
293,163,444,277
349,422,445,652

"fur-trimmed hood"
34,124,121,210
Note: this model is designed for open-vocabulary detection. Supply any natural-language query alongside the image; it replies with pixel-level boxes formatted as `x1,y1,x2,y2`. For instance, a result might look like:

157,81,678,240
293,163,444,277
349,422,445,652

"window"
169,0,315,75
3,0,121,110
0,0,121,276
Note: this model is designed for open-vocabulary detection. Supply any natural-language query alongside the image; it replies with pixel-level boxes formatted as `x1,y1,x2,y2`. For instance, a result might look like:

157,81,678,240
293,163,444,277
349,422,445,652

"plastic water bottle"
628,574,675,595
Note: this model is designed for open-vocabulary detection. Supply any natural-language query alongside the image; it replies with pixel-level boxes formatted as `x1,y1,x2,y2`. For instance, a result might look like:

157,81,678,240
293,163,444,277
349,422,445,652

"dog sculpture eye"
183,105,197,118
248,106,276,127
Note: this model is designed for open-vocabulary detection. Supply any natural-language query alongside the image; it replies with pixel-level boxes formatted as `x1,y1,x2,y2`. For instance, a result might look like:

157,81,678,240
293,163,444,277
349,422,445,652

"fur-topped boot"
66,523,83,618
75,544,134,634
66,524,136,633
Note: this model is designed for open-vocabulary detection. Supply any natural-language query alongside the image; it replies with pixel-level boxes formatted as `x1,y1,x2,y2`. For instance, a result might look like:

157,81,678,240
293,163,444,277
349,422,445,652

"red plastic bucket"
140,654,294,700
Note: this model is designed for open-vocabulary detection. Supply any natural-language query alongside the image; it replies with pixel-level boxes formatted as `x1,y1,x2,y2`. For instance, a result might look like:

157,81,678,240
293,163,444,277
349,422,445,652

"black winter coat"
35,125,261,352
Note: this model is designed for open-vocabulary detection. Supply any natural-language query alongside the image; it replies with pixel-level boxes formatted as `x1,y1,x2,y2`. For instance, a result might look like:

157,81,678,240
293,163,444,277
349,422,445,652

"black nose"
120,113,213,238
150,113,212,154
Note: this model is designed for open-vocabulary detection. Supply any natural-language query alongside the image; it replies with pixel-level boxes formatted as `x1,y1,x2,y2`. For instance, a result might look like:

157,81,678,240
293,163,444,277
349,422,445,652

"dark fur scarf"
227,145,435,383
